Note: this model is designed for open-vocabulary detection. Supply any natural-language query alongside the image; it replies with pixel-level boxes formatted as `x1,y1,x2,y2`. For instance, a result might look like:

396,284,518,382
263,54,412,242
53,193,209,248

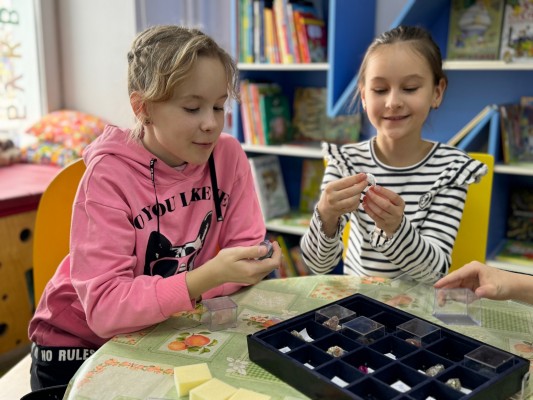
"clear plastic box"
315,304,356,331
433,288,482,326
202,296,238,331
396,318,441,347
341,316,385,344
464,345,514,377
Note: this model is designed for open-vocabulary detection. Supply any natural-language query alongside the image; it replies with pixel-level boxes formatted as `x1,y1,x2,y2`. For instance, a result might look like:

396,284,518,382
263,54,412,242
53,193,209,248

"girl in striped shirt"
300,26,487,283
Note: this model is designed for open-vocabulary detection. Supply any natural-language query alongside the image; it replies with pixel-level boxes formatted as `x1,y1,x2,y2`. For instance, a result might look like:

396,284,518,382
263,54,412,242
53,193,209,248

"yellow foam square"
173,363,212,397
189,378,237,400
228,388,271,400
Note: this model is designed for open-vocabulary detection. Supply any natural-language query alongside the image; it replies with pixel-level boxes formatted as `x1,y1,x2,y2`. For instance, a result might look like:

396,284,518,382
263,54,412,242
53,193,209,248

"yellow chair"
32,159,86,307
449,152,494,272
338,153,495,273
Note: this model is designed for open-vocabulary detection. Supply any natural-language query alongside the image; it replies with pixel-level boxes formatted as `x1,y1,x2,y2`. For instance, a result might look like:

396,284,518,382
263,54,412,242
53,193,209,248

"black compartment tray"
247,293,529,400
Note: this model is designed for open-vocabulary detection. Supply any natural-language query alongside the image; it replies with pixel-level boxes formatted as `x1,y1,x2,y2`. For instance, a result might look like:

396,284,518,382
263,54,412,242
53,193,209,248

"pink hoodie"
29,125,265,348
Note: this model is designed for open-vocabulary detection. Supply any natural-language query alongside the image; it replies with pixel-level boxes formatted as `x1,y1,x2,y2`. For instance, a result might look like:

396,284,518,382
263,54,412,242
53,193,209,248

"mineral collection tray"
247,293,529,400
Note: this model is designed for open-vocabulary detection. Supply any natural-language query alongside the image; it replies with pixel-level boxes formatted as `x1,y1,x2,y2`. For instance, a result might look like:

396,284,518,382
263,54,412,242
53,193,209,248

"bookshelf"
229,0,533,275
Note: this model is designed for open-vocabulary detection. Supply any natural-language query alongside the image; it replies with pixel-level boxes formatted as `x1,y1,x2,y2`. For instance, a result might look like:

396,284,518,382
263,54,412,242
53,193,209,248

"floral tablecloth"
64,275,533,400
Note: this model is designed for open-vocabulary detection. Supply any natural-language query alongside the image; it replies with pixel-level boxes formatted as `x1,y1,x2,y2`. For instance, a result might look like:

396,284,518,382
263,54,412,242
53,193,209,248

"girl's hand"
186,242,282,299
362,185,404,237
211,241,282,285
317,173,367,235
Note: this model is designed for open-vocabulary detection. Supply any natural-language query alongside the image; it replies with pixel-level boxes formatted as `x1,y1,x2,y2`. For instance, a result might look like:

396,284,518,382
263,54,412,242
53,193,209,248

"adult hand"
362,185,404,237
434,261,514,301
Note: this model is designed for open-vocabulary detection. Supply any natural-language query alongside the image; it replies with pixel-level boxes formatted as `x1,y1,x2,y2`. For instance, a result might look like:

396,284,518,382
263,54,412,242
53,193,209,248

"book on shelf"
249,154,290,220
299,158,324,213
500,0,533,63
507,187,533,241
239,81,256,144
296,9,327,62
292,87,361,144
260,91,292,145
290,245,310,276
499,102,533,166
447,104,497,146
446,0,505,61
494,239,533,267
250,82,283,145
273,0,295,63
253,0,266,63
239,0,254,63
263,4,281,63
277,234,299,277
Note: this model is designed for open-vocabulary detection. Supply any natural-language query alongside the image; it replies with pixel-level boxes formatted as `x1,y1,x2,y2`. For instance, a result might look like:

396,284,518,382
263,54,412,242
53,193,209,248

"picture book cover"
499,103,533,165
495,239,533,266
298,11,327,62
249,155,290,220
299,158,324,213
259,92,292,145
292,87,360,144
500,0,533,62
507,187,533,241
446,0,505,60
248,82,282,145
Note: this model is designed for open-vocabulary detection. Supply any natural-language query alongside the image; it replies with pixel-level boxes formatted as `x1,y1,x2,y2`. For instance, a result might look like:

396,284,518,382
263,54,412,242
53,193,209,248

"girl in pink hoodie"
28,25,281,391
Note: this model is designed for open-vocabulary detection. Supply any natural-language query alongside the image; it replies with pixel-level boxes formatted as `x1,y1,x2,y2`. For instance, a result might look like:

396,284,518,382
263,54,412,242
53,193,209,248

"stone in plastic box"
315,304,356,330
433,288,482,326
202,296,237,331
396,318,441,347
341,316,385,344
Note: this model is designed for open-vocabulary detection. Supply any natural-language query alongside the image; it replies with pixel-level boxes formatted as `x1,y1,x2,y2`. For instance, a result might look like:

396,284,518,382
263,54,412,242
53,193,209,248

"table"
63,275,533,400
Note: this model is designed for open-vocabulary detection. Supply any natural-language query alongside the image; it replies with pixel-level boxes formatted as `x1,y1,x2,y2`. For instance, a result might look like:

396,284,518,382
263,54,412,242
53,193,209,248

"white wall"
57,0,137,127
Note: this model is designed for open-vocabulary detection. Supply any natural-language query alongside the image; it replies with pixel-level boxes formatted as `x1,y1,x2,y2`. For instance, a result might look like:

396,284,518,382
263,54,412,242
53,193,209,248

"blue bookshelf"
230,0,533,274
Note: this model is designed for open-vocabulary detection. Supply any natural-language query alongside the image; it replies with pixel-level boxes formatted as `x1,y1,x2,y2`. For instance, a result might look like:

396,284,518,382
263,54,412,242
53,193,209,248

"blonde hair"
353,25,447,110
127,25,239,139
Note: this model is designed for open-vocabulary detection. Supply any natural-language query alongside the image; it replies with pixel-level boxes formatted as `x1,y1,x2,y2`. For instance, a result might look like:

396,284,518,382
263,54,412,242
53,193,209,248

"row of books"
238,0,327,64
240,81,291,146
447,0,533,62
447,97,532,167
249,154,323,220
248,154,324,277
240,82,361,146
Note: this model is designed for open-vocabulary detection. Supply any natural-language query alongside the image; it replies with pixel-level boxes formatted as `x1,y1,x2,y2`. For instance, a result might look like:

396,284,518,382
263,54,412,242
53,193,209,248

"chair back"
449,152,494,272
33,159,86,306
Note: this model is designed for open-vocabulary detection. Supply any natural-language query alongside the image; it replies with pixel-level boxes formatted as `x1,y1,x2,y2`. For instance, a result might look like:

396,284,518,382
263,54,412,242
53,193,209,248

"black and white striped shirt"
300,139,488,283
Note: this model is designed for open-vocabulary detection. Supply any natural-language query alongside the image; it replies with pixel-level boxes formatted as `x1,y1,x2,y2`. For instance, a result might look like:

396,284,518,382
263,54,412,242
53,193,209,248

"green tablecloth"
64,275,533,400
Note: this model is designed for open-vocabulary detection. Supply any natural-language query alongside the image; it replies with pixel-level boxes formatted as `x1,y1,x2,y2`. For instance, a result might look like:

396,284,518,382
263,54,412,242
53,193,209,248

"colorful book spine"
273,0,294,63
293,10,311,63
286,2,301,63
239,81,254,144
253,0,265,63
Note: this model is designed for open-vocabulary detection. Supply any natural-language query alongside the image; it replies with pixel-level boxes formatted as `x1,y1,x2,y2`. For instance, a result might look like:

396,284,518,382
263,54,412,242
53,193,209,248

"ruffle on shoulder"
440,156,488,188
